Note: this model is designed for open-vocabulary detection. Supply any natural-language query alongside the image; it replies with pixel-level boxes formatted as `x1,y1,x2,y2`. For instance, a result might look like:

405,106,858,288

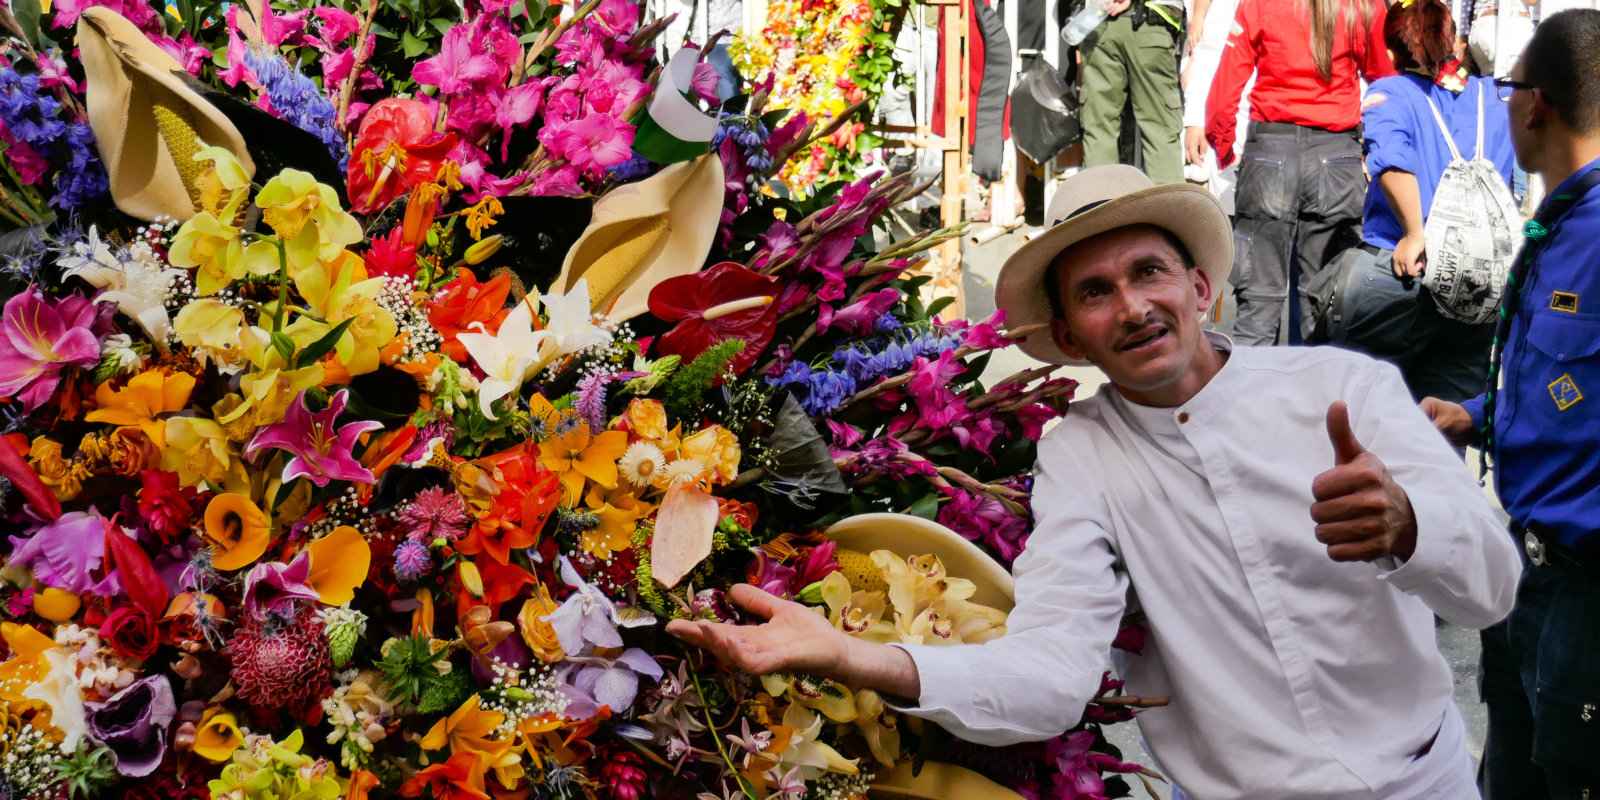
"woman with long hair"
1315,0,1515,401
1204,0,1395,345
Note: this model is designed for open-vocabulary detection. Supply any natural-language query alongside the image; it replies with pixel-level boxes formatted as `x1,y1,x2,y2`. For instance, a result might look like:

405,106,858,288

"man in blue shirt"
1423,9,1600,798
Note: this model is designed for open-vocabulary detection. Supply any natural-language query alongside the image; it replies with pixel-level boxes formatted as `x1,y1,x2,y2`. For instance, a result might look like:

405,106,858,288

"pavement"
959,227,1490,798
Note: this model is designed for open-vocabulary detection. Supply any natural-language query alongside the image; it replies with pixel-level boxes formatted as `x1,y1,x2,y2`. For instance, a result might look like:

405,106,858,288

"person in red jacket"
1202,0,1396,345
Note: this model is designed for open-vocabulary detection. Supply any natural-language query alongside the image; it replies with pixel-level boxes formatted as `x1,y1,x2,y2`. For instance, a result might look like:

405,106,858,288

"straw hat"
825,513,1020,800
555,153,724,321
78,7,256,222
994,165,1233,365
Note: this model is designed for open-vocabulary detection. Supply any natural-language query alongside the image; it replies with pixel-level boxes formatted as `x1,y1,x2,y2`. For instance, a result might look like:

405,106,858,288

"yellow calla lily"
307,525,372,606
193,708,244,762
85,369,195,446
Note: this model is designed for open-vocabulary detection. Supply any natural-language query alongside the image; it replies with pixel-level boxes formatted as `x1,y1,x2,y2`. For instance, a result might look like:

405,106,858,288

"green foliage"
376,634,452,708
417,664,474,715
663,340,747,420
54,745,119,800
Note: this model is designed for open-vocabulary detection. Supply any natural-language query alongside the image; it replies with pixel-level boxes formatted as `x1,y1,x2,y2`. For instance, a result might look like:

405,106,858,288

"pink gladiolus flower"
690,61,721,104
0,124,50,185
962,309,1013,350
494,82,543,161
219,14,259,88
313,7,361,46
542,112,633,177
413,24,499,96
528,165,582,197
244,390,382,487
259,6,309,47
153,32,210,77
0,287,100,411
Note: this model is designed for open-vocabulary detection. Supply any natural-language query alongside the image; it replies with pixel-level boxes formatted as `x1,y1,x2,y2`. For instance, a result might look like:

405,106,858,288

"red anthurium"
648,262,781,374
347,98,459,214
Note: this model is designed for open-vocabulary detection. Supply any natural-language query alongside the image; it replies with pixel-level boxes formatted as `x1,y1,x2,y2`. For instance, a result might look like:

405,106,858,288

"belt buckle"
1524,530,1549,566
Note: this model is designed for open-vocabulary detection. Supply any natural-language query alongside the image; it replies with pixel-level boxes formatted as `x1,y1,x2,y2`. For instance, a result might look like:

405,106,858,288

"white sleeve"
1355,362,1523,629
888,446,1127,747
1182,0,1240,128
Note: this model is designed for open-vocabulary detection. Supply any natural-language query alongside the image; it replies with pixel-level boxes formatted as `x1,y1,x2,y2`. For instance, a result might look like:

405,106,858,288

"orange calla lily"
85,370,196,446
203,492,271,571
306,525,372,606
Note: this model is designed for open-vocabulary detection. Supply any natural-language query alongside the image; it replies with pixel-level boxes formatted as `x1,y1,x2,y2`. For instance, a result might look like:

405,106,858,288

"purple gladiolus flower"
86,675,176,777
245,390,382,487
7,511,120,596
0,287,101,411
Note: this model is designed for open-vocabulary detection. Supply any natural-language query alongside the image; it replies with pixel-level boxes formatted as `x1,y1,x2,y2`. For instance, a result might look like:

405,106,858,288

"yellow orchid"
420,695,521,790
169,211,260,296
773,702,858,779
85,369,196,446
853,690,902,767
173,299,248,372
679,424,741,485
818,572,891,640
283,250,397,376
760,673,858,723
160,416,249,492
193,146,251,221
246,169,363,272
193,708,244,762
579,486,650,561
538,415,629,506
213,364,326,441
871,550,1008,646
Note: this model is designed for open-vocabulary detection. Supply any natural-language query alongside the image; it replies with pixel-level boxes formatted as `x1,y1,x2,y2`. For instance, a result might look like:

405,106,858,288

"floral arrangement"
729,0,903,195
0,0,1164,798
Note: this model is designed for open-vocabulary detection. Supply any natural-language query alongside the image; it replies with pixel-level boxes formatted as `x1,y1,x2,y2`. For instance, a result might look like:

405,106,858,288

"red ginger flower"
225,606,333,712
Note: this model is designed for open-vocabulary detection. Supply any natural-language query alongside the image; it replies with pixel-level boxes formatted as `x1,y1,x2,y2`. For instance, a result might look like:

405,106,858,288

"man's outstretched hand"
1310,402,1419,563
666,584,922,699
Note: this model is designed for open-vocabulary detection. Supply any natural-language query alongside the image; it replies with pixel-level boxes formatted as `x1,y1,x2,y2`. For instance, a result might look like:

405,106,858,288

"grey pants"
1310,245,1494,403
1230,122,1366,345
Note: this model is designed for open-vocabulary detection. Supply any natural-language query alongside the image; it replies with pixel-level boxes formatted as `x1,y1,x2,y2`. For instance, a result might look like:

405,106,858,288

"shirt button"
1178,412,1191,424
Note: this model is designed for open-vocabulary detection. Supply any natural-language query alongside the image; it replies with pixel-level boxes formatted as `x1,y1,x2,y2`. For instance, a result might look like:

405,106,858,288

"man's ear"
1051,317,1087,362
1190,264,1215,315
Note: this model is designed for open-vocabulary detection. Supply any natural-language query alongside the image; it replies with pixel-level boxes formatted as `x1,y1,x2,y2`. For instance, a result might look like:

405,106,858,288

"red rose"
100,607,160,661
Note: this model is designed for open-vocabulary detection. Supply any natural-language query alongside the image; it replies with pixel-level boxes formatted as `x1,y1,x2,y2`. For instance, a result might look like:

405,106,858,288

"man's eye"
1139,264,1163,277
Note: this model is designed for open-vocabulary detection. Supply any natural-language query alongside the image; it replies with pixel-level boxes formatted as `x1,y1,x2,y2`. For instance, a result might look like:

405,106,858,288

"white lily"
537,278,613,366
60,226,183,346
458,294,548,421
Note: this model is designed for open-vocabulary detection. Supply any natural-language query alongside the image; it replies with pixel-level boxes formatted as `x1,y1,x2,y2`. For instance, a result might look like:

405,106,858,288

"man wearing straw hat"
671,165,1523,799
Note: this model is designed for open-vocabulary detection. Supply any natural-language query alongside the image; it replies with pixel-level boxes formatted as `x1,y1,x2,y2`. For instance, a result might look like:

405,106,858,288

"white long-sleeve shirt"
895,336,1520,800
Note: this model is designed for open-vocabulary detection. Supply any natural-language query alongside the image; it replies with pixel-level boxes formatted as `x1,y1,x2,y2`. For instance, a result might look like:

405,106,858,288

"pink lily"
244,390,382,487
0,287,100,412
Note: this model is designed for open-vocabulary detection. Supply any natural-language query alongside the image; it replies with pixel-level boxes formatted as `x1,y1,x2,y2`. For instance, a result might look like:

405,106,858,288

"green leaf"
11,0,42,49
925,296,955,319
429,16,454,34
906,493,941,520
294,317,355,369
631,113,711,165
401,29,429,57
270,331,296,365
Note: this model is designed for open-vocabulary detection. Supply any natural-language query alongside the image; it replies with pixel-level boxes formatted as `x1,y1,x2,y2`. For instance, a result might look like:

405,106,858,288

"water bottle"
1062,0,1109,46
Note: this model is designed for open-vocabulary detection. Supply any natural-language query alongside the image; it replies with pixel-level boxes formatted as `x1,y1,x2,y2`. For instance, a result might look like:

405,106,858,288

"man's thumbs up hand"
1310,402,1419,562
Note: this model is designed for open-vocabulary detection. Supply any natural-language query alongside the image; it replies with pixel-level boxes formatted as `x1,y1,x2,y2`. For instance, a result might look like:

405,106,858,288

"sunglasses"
1493,77,1538,93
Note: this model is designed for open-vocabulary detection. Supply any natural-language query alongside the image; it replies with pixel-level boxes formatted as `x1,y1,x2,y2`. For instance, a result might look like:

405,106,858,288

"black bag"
1010,57,1080,164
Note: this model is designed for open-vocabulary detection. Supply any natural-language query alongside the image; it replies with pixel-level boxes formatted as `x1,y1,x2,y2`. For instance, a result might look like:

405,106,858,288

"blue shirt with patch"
1463,157,1600,548
1360,74,1517,250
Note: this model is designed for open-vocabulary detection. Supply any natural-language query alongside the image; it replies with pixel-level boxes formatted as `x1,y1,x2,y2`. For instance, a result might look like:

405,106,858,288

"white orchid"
459,279,614,420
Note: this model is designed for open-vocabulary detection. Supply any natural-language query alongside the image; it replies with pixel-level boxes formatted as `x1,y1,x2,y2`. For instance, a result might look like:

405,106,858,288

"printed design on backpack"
1421,82,1523,324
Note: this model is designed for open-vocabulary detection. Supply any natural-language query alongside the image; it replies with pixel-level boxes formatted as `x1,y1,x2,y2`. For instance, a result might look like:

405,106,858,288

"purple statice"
392,538,433,581
395,486,470,542
0,68,108,211
242,50,349,169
